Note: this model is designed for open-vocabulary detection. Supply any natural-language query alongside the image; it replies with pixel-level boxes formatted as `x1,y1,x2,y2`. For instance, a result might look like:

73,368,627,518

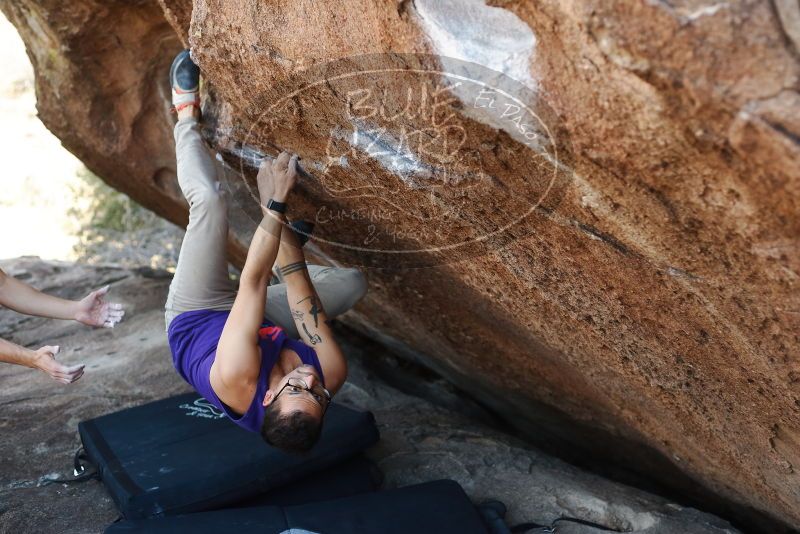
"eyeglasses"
274,377,332,413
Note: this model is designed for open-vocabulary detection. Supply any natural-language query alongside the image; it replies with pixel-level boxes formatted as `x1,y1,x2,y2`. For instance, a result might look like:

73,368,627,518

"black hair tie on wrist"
266,198,287,213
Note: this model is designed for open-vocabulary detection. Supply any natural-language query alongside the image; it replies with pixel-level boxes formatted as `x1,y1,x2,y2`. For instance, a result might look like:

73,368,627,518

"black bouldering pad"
79,393,379,519
105,479,489,534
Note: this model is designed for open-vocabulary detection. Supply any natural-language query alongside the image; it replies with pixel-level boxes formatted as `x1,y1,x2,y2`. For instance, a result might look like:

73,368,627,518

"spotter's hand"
33,345,84,384
74,285,125,328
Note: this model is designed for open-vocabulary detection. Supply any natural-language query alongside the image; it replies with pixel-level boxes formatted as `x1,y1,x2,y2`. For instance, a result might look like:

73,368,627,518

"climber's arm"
213,211,283,413
212,152,297,413
277,230,347,394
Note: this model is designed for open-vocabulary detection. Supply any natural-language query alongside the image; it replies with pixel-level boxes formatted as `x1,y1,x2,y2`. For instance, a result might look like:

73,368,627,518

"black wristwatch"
266,198,287,214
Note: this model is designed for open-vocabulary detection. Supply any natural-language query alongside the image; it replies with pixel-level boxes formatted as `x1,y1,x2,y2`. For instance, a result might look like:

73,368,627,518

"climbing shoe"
170,49,200,113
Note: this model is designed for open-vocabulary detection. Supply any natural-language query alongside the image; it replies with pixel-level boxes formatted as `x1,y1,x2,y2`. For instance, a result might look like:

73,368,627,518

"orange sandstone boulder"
3,0,798,530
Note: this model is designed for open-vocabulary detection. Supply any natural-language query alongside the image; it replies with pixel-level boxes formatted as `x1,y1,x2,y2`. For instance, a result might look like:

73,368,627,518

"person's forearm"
276,222,306,281
277,229,331,345
278,229,347,391
0,271,78,320
0,337,37,368
240,211,285,288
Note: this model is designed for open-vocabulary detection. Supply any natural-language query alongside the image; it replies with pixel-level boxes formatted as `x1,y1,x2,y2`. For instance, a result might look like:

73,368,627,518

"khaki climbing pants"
164,117,367,337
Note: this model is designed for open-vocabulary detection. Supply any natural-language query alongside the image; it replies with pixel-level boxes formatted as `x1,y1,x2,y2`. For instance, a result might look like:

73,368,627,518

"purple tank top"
167,309,325,433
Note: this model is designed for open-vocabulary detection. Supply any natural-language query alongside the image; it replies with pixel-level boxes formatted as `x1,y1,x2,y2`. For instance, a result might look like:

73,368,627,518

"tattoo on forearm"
280,261,307,277
291,309,304,321
296,295,322,327
302,323,322,345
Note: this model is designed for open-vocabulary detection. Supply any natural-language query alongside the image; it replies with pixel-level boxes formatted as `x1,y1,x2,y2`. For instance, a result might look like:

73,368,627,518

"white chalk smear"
222,144,268,169
328,120,426,189
350,121,425,185
414,0,537,91
413,0,555,156
683,3,728,21
329,119,485,190
654,1,729,22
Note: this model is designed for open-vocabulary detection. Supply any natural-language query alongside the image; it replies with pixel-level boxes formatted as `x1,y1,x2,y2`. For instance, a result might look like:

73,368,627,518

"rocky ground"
0,257,739,534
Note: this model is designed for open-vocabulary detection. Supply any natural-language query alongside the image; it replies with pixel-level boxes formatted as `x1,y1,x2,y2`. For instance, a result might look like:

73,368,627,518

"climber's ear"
263,389,275,407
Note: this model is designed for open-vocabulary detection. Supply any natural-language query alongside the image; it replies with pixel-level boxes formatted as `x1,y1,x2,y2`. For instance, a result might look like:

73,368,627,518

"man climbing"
165,50,367,453
0,270,124,383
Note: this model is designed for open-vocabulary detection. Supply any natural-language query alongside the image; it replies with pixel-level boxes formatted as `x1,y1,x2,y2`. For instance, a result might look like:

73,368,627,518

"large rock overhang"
3,0,799,530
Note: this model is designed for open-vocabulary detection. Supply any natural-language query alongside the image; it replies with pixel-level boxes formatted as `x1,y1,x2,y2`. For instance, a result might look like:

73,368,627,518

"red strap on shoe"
171,101,200,114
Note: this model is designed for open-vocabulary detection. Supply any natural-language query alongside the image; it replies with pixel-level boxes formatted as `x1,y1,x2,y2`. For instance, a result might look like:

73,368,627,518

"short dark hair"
260,402,322,453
